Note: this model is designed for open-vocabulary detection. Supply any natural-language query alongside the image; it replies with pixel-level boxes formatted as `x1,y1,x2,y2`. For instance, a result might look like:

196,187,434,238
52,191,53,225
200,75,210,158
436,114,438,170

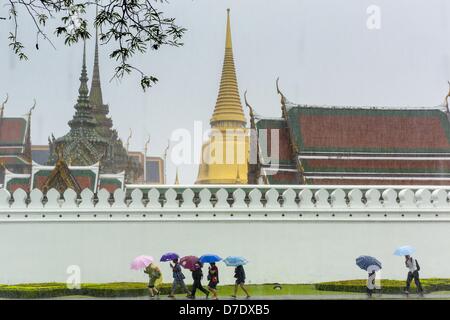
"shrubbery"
315,279,450,293
2,279,450,298
0,282,180,299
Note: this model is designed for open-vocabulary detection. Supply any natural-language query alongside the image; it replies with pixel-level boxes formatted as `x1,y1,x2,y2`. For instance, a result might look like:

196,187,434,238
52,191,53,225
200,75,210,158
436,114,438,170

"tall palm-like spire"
69,41,96,129
210,9,246,128
89,21,113,136
89,28,103,107
51,41,108,167
79,40,89,106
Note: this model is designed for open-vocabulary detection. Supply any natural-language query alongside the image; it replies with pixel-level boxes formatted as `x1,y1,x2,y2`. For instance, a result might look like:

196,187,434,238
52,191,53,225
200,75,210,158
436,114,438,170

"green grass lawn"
204,284,355,297
0,283,354,299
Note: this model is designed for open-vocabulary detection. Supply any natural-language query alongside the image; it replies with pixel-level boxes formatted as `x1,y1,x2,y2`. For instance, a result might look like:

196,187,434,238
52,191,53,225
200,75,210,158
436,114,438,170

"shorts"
148,278,158,288
235,279,245,285
208,281,218,289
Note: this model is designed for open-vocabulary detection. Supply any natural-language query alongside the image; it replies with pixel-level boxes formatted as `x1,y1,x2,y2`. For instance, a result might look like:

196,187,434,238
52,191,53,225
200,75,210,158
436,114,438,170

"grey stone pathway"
38,292,450,300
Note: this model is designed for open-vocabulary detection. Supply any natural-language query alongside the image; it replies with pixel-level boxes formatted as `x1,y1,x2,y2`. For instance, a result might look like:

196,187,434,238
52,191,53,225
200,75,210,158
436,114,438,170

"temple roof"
255,118,300,184
254,97,450,185
255,118,296,166
0,117,28,148
0,114,31,174
285,105,450,154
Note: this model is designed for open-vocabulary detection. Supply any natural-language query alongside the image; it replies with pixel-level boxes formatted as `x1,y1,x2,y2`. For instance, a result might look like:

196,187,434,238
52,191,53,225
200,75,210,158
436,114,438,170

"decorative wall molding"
0,185,449,221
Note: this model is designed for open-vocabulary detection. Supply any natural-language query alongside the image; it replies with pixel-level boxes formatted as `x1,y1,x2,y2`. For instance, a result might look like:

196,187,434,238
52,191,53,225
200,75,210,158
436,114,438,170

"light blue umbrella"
223,256,248,266
394,245,416,256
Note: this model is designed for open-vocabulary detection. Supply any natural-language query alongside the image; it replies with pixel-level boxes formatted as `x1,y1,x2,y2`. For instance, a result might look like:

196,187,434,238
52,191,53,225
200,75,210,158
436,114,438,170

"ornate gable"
42,159,81,194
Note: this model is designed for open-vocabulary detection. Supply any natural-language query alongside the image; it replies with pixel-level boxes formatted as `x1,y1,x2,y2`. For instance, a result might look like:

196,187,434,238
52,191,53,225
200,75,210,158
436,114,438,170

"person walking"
367,270,376,298
231,264,250,299
144,263,162,298
168,258,190,298
188,262,209,299
404,255,424,296
207,262,219,300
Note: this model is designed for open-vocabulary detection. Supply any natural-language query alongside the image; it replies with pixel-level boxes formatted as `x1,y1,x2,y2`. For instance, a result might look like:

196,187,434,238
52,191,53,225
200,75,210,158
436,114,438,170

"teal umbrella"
223,256,248,266
394,246,416,256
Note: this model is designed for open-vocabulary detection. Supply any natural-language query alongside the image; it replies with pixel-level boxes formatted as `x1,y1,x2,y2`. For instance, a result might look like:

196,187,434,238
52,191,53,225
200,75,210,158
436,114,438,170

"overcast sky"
1,0,450,184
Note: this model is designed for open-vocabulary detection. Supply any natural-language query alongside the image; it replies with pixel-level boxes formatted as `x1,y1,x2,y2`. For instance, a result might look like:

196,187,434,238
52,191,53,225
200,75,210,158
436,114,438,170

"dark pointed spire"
89,6,113,137
52,41,109,167
89,26,103,107
78,41,90,109
69,41,96,129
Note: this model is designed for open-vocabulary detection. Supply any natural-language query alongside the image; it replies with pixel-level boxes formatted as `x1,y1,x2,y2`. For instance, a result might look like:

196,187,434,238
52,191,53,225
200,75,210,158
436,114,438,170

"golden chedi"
196,9,249,184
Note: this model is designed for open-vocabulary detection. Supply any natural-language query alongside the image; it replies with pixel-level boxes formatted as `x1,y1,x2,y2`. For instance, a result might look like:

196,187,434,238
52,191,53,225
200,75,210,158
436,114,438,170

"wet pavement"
39,292,450,300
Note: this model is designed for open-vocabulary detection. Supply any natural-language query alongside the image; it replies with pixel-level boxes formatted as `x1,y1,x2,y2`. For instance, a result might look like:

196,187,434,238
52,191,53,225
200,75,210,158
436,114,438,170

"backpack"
415,259,420,271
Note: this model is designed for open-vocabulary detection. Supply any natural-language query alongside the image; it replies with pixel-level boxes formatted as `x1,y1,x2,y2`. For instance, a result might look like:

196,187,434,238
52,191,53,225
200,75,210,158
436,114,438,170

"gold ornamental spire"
210,9,246,127
174,167,180,185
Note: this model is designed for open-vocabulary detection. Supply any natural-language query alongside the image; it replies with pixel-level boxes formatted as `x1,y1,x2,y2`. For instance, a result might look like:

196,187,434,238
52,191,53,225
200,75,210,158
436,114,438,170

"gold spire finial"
276,77,287,107
1,93,8,118
244,90,257,129
163,139,170,159
174,167,180,185
226,9,232,49
445,81,450,112
144,134,150,156
27,99,36,119
210,9,246,126
163,139,170,184
244,90,254,119
126,128,132,153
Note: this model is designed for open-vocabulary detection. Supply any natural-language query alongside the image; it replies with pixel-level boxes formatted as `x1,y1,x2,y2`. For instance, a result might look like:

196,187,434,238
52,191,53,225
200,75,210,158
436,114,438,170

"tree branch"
5,0,186,90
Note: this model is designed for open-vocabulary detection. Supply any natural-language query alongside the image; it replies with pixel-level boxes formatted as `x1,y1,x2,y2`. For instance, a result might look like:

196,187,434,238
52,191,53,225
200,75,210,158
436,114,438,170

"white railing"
0,185,450,221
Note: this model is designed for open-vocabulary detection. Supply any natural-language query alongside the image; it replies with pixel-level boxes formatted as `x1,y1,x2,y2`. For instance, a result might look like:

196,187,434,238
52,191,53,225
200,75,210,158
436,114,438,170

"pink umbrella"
131,255,154,270
180,256,199,271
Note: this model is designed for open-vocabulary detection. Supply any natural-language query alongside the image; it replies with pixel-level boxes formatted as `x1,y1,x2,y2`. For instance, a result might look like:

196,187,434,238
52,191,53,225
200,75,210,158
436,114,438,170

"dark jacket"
234,265,245,281
192,267,203,281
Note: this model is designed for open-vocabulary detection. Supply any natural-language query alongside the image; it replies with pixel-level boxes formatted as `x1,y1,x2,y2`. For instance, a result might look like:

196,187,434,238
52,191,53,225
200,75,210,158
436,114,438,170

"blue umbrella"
394,245,416,256
199,254,222,264
223,256,248,267
160,252,179,262
356,255,382,271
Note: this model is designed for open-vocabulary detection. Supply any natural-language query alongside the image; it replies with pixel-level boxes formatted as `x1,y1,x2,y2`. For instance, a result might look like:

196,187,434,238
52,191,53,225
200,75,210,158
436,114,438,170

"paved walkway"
45,292,450,300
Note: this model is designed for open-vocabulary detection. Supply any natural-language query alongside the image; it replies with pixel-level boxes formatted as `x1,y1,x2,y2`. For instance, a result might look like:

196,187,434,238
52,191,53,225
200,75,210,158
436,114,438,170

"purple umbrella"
160,252,179,262
180,256,199,271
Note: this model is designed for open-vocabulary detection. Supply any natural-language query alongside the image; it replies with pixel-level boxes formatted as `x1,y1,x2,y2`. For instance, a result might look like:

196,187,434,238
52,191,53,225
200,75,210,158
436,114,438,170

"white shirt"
406,257,417,272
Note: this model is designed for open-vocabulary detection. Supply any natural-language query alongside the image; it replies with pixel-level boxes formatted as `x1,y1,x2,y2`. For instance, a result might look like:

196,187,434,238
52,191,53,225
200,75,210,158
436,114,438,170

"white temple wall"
0,220,449,285
0,185,449,285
